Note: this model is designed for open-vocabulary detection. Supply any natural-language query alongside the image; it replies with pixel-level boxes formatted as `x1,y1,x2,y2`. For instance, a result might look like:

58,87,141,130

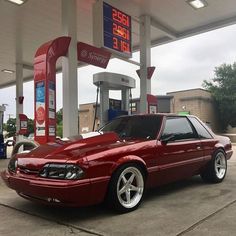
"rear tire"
201,150,227,183
107,163,145,213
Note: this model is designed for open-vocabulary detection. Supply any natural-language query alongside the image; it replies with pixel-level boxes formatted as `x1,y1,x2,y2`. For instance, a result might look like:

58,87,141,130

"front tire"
201,150,227,183
107,164,145,213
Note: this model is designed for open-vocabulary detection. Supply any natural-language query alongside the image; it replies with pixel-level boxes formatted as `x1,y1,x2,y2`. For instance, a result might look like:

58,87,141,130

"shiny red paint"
1,114,233,207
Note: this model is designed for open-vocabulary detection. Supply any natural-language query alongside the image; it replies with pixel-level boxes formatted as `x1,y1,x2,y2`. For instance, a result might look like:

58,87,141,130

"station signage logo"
136,67,156,80
35,81,45,136
77,42,111,68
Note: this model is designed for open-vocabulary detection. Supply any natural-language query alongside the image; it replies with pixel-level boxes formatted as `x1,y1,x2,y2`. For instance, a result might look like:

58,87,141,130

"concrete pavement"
0,146,235,236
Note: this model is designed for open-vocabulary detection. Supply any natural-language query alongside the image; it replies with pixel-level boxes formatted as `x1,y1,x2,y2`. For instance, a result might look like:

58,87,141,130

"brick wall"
168,89,220,132
78,89,220,133
79,103,99,133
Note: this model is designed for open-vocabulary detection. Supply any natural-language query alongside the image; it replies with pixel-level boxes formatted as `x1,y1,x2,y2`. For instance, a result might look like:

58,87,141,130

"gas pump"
18,114,28,135
0,105,5,135
147,94,158,114
93,72,135,127
0,105,6,159
108,98,128,121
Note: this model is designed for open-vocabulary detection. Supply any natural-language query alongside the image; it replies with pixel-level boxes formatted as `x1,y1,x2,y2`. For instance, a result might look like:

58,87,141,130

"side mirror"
161,134,175,145
6,140,15,147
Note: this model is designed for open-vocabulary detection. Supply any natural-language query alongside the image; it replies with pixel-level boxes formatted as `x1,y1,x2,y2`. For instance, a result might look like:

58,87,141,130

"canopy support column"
61,0,78,137
139,15,151,113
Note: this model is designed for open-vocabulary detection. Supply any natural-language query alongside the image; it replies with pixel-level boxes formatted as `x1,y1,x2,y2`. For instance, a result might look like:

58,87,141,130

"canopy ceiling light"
1,69,15,74
187,0,208,9
5,0,27,5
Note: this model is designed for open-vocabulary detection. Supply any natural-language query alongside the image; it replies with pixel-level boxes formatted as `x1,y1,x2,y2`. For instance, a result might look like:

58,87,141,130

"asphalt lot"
0,146,235,236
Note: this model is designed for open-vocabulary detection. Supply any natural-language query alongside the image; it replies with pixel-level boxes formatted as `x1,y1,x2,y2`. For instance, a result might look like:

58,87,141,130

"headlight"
39,164,84,180
8,158,17,173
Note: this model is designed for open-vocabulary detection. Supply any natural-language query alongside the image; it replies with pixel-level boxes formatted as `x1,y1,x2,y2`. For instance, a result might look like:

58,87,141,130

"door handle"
196,145,202,150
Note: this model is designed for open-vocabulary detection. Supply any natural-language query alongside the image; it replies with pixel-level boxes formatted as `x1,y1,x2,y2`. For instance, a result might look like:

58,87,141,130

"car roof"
119,113,197,119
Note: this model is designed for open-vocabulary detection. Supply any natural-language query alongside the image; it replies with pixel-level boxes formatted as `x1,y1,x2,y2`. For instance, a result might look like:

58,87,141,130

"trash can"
0,134,6,159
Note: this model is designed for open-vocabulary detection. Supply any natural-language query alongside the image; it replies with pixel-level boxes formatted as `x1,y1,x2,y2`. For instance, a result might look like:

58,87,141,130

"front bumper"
1,170,109,207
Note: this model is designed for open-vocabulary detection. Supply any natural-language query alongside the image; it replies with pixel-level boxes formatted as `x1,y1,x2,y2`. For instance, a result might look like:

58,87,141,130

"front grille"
19,167,39,175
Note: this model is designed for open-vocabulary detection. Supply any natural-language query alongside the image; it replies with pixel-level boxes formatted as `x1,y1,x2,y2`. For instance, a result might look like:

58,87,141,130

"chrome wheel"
215,152,226,179
201,150,227,183
117,166,144,209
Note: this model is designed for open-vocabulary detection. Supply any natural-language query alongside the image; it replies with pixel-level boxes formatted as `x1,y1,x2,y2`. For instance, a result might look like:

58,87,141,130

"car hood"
15,132,123,170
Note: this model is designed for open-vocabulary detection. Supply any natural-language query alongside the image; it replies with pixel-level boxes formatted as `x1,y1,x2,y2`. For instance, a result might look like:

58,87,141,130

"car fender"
110,155,147,176
214,143,226,154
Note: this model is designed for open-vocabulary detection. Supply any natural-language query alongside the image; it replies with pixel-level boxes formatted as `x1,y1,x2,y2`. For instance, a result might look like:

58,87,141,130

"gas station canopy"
1,0,236,88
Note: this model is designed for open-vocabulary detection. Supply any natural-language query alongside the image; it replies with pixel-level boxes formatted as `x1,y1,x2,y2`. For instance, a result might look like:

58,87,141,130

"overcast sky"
1,23,236,122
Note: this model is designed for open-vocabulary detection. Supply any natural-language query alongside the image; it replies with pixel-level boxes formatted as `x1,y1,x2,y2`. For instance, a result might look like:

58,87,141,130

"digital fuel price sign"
103,2,132,57
93,1,132,58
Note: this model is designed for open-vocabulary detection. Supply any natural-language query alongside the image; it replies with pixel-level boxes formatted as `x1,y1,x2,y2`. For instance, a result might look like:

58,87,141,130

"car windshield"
99,115,162,140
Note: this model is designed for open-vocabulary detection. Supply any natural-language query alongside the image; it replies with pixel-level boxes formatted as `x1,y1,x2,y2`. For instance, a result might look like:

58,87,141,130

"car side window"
188,117,212,139
161,117,197,141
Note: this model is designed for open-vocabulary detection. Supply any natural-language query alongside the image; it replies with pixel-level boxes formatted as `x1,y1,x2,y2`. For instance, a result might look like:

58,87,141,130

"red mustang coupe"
1,114,233,212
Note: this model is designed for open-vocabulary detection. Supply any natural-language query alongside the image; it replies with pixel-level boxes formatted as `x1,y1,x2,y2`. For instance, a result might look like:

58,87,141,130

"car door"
155,116,204,185
187,116,217,163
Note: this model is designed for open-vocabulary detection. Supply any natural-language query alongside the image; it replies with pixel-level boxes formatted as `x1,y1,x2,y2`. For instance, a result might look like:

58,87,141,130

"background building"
130,95,173,114
78,88,219,133
78,95,173,133
79,103,99,133
168,88,219,132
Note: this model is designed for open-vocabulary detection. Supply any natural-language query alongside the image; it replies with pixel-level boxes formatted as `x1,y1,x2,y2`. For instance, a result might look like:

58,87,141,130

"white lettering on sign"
80,50,107,65
88,52,107,65
77,42,111,69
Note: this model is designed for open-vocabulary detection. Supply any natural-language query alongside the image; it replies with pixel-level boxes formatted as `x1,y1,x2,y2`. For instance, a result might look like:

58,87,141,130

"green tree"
27,118,34,135
56,109,63,137
57,122,63,138
3,123,7,131
203,63,236,130
6,118,16,137
56,108,63,125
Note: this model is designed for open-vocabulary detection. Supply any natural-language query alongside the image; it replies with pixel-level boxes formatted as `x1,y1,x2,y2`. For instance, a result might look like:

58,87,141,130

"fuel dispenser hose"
92,83,100,131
